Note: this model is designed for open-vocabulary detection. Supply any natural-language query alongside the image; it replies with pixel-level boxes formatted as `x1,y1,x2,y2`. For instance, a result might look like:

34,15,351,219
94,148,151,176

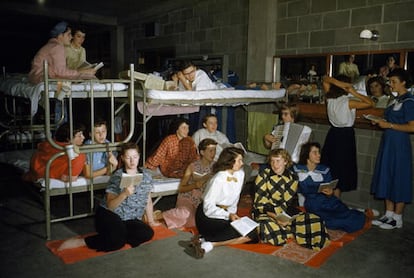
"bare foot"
272,82,282,89
57,237,86,251
149,220,164,227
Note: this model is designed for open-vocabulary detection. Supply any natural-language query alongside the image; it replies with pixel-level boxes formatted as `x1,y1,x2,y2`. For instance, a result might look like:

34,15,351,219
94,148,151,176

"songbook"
79,61,104,70
230,216,259,236
317,179,339,193
193,171,208,178
222,142,247,153
363,114,384,122
93,62,104,71
119,173,143,189
275,211,299,223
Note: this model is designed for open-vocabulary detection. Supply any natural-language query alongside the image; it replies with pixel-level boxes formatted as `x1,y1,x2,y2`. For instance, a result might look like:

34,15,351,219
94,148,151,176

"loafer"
190,235,205,259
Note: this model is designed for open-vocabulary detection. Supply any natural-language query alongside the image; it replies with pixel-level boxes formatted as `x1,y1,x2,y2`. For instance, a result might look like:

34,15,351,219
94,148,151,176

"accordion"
271,122,312,163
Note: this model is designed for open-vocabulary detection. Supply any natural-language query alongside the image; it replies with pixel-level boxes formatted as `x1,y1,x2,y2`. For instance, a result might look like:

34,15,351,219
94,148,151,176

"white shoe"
372,215,391,226
379,219,403,230
371,209,380,217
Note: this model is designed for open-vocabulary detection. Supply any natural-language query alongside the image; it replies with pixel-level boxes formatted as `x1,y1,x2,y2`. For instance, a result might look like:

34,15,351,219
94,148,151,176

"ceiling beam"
0,1,118,26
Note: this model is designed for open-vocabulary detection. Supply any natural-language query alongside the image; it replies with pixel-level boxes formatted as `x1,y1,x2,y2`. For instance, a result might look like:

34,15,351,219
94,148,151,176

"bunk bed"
135,84,287,162
0,62,183,239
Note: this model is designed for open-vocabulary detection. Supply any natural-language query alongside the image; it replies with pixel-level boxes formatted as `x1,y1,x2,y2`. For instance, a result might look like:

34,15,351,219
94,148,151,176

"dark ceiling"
2,0,164,18
1,0,173,72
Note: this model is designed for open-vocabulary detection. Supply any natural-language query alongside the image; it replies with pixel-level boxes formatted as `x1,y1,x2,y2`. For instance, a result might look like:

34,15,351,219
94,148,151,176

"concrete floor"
1,162,414,278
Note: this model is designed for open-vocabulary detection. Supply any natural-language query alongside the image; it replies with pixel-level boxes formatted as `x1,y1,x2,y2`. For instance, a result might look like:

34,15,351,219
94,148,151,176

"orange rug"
229,213,372,268
46,225,177,264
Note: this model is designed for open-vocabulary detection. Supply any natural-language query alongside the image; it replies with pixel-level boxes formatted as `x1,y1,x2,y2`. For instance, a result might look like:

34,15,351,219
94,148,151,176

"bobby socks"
393,214,402,221
201,241,213,253
385,210,394,219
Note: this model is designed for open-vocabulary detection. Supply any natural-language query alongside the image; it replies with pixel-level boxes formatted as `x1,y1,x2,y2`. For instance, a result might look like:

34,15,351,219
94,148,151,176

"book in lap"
231,216,259,236
317,179,339,193
120,173,143,189
275,211,299,224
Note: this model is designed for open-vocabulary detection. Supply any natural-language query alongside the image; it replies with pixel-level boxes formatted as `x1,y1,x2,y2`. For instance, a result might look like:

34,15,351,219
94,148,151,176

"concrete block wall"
304,121,414,223
123,0,249,82
275,0,414,55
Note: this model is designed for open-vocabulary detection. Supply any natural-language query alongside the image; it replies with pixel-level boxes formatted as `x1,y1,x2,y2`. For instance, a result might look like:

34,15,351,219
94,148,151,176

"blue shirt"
84,139,117,171
101,168,153,221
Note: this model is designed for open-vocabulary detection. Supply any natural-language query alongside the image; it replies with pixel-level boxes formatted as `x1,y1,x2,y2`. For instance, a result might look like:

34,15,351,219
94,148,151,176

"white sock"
393,214,402,221
385,210,394,218
201,241,214,253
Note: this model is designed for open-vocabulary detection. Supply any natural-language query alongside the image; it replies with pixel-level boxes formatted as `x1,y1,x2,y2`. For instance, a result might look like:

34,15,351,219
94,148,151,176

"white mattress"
136,88,286,106
0,77,129,116
0,149,180,195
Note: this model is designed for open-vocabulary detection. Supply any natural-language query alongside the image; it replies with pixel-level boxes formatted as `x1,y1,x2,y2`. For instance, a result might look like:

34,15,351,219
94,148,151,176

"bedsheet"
0,77,129,116
136,88,286,106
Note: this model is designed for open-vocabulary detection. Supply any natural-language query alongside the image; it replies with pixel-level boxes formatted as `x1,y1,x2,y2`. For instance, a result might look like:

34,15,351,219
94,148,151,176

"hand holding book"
318,179,339,193
120,173,143,189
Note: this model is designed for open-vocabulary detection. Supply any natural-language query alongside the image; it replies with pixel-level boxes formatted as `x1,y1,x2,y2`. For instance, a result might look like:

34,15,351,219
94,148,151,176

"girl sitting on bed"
153,138,217,229
58,142,160,252
145,117,199,178
24,122,86,182
192,114,231,161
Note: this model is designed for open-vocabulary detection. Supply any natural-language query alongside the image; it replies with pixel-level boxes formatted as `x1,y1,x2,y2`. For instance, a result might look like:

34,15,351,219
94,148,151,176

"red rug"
188,195,372,268
46,225,177,264
229,208,373,268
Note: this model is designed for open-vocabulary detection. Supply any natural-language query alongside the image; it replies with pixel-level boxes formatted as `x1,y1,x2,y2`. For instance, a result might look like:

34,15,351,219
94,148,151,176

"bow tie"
227,176,238,182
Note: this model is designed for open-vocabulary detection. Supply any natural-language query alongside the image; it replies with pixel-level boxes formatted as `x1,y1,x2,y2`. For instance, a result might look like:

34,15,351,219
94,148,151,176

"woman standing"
371,68,414,230
193,147,257,258
58,142,158,252
253,148,329,250
321,75,374,197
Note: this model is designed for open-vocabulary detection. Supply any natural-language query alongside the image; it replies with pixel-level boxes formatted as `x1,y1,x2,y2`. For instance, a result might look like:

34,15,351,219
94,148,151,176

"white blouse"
202,169,245,220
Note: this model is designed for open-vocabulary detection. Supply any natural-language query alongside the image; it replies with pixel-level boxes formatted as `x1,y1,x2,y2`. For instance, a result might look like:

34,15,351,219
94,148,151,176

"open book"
363,114,384,122
193,171,208,178
275,211,299,223
318,179,339,193
230,216,259,236
222,142,247,154
79,61,104,71
119,173,143,189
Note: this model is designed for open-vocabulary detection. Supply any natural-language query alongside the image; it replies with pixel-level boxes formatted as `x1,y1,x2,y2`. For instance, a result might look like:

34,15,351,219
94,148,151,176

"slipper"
153,210,163,220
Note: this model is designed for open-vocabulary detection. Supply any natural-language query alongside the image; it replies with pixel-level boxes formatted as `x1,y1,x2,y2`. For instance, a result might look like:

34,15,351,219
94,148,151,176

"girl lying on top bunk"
23,122,86,182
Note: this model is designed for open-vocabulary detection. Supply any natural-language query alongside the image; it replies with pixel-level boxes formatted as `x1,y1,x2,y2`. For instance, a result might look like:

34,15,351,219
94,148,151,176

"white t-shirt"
178,69,218,91
192,128,230,161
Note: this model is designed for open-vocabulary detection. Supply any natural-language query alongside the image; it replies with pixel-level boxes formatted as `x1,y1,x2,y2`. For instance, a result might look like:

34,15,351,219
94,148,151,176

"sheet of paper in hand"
120,173,143,189
317,179,339,193
230,216,259,236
